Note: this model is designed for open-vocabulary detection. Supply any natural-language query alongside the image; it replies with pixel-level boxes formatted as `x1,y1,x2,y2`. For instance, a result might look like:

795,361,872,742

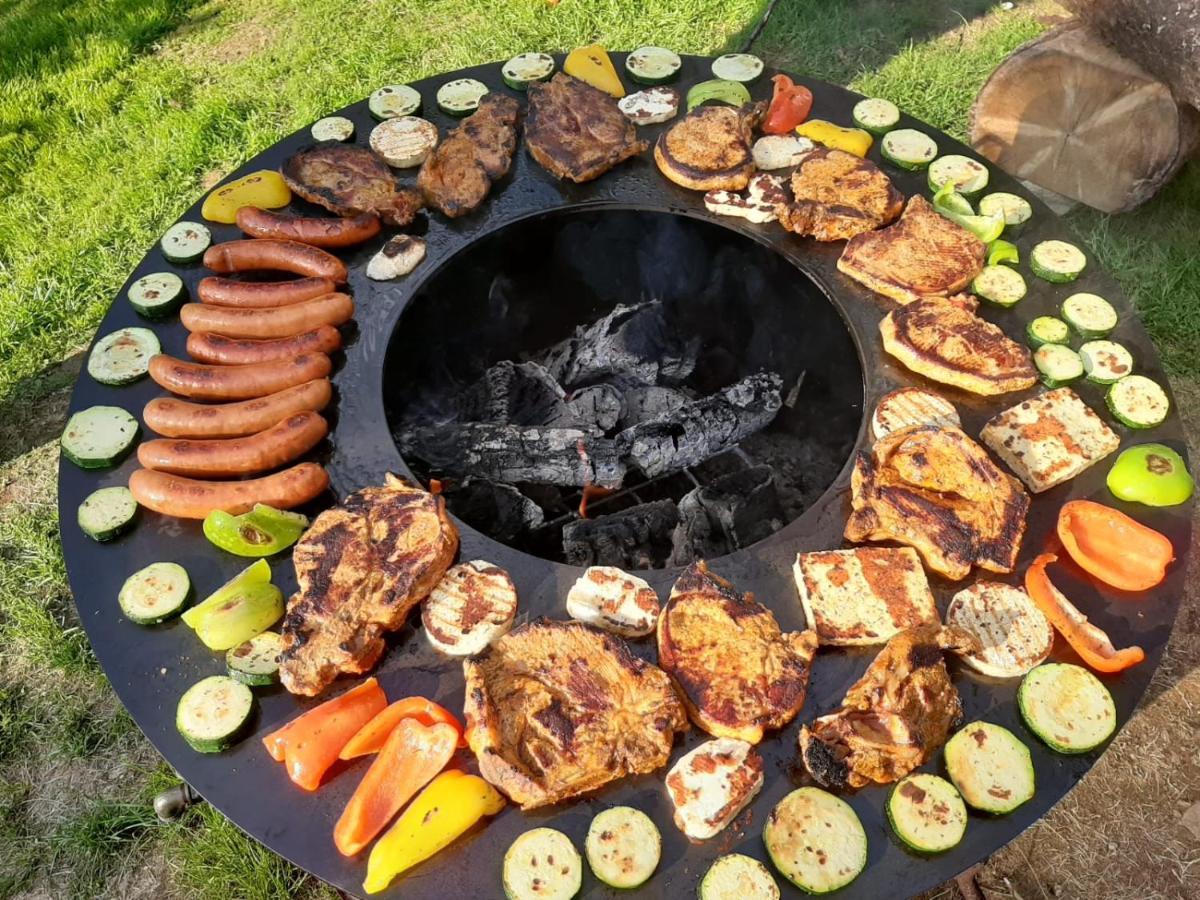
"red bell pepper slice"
1056,499,1173,592
763,74,813,135
339,696,466,759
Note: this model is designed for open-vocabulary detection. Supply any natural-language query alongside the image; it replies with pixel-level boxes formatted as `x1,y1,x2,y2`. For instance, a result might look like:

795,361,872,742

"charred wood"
444,480,545,542
562,499,680,569
670,465,784,565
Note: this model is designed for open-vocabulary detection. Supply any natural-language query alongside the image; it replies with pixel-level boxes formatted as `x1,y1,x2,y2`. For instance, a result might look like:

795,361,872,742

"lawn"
1,0,1196,897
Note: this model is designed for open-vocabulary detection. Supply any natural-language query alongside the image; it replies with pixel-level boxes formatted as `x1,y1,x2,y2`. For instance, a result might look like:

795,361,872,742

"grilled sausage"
129,462,329,518
148,353,332,401
143,379,332,438
137,410,328,477
236,207,381,248
180,293,353,339
186,326,342,365
197,275,335,308
203,239,348,283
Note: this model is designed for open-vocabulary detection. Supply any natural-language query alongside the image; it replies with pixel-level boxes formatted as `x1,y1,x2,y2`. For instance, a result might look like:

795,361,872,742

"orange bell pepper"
1025,553,1145,673
339,697,465,759
1057,500,1173,592
333,718,458,856
261,678,387,790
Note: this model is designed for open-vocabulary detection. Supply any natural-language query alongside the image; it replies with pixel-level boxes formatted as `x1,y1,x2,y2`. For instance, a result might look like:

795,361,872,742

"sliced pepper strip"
339,696,466,759
1024,553,1145,673
1057,500,1173,592
334,719,458,857
762,74,813,134
261,678,387,790
363,770,506,894
794,119,872,157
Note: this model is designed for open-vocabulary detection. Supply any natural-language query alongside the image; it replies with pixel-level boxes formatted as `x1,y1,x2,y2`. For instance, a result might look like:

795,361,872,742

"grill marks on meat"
525,74,649,183
279,474,458,695
655,103,765,192
463,620,687,809
845,426,1030,580
799,625,979,789
777,149,903,241
281,143,424,226
419,93,520,217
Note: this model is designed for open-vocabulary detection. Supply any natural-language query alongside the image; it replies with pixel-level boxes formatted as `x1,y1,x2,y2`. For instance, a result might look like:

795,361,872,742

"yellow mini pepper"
794,119,873,157
564,44,625,97
363,770,506,894
200,170,291,224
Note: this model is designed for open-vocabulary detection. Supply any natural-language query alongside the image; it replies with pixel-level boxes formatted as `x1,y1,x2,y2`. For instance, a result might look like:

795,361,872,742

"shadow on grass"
0,350,82,466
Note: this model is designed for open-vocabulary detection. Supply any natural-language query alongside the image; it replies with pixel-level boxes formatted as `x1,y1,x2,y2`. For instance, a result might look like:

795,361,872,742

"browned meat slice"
525,74,648,183
281,143,425,226
654,102,765,192
799,625,980,789
838,194,986,302
776,148,903,241
844,426,1030,580
279,474,458,696
418,94,520,218
657,562,818,744
463,620,687,809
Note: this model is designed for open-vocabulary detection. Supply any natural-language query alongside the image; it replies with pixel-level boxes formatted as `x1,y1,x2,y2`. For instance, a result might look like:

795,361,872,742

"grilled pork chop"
838,195,985,302
525,74,648,183
654,102,765,192
279,474,458,696
776,148,903,241
281,143,425,226
463,620,686,809
418,93,520,217
845,426,1030,580
799,625,979,789
880,295,1038,396
658,562,818,744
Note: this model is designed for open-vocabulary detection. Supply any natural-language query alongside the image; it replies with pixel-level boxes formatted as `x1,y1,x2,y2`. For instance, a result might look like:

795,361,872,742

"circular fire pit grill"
58,54,1193,899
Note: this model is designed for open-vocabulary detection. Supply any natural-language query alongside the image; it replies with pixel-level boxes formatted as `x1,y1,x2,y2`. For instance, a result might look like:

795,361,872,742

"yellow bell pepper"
200,170,291,224
564,44,625,98
362,770,505,894
794,119,873,157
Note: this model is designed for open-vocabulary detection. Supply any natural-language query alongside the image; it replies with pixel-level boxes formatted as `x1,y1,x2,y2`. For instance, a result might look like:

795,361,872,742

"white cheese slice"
947,582,1053,678
617,86,680,125
751,134,815,170
665,738,764,840
566,566,660,637
366,235,426,280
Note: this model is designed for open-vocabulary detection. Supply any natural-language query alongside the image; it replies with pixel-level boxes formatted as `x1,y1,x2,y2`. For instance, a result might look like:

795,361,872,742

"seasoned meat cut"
657,562,818,744
281,143,425,226
418,93,520,217
463,620,687,809
279,474,458,696
845,426,1030,580
655,102,765,192
799,625,979,789
525,74,649,183
776,148,903,241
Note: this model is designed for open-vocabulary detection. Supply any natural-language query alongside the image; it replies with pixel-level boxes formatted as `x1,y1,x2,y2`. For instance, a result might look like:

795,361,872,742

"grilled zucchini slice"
502,52,555,90
585,806,660,888
764,787,866,893
118,562,190,624
1080,340,1134,384
972,265,1027,307
78,486,138,542
1027,316,1070,348
436,78,488,117
978,192,1032,236
1034,343,1084,388
87,327,160,385
711,53,763,83
61,406,139,469
852,98,900,135
880,129,937,171
887,774,967,853
944,722,1035,814
1031,240,1087,282
1107,374,1170,429
700,854,780,899
128,272,185,318
503,828,582,900
1062,292,1117,338
226,631,284,686
160,221,211,263
1018,663,1117,753
368,84,420,120
928,154,989,197
310,116,355,142
176,675,254,753
625,46,682,85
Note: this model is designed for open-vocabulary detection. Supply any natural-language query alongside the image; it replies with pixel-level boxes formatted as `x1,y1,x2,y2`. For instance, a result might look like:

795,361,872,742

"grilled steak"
799,625,979,789
525,74,648,183
654,102,765,192
845,426,1030,580
418,93,520,217
838,194,985,302
776,148,903,241
657,562,818,744
280,143,425,226
463,620,687,809
880,295,1037,396
279,474,458,696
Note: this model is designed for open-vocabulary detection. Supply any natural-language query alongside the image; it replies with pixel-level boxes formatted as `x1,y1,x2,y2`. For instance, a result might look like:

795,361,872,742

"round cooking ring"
58,54,1194,899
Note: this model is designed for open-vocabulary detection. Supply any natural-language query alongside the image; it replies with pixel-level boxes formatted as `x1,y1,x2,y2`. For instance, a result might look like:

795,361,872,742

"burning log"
562,499,680,569
621,372,783,478
670,466,784,565
444,480,545,542
565,384,624,433
618,384,693,428
459,360,570,426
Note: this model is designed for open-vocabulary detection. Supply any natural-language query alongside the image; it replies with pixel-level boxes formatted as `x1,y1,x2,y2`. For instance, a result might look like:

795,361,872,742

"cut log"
562,500,680,569
669,465,784,565
444,480,544,542
970,22,1200,213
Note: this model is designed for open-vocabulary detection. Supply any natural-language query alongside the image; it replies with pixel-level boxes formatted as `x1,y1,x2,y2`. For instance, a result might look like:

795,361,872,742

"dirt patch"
157,3,279,70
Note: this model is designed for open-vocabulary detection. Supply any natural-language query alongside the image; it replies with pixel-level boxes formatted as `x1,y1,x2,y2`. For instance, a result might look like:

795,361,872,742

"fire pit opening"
384,209,863,568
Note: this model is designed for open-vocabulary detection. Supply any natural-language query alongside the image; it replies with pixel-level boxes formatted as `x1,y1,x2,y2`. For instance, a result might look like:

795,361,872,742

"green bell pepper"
686,79,751,111
1106,443,1193,507
203,504,309,557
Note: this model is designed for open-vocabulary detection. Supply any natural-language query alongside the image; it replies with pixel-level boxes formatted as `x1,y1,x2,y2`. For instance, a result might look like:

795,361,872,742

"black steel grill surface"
57,54,1194,900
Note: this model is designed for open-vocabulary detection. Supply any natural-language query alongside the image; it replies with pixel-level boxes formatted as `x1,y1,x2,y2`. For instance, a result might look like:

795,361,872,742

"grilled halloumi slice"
422,560,518,656
793,548,939,646
566,566,660,637
666,737,764,840
946,582,1053,678
871,387,960,440
980,388,1119,493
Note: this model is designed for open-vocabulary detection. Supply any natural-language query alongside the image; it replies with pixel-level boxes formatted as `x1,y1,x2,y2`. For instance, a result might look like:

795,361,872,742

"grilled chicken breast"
281,143,425,226
279,474,458,696
838,195,985,303
566,566,660,637
880,295,1038,396
845,426,1030,580
776,148,903,241
871,387,960,440
665,737,764,841
799,625,980,789
463,620,687,809
657,562,818,743
418,93,520,217
654,102,765,192
422,560,518,657
946,582,1053,678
